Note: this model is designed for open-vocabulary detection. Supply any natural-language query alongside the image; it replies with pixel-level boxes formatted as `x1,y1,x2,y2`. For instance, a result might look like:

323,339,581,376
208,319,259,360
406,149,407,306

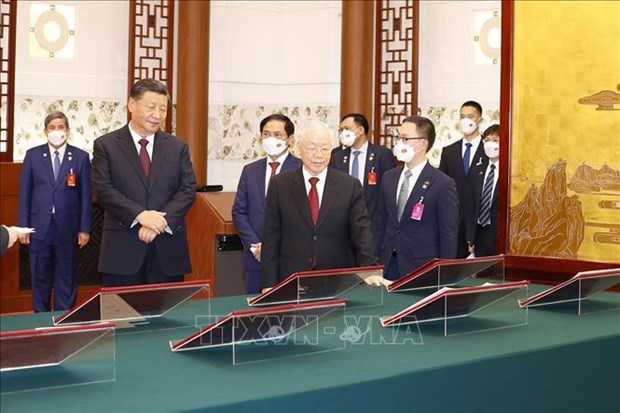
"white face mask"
339,129,357,147
392,141,415,163
47,130,67,146
262,136,287,157
483,141,500,159
460,118,479,136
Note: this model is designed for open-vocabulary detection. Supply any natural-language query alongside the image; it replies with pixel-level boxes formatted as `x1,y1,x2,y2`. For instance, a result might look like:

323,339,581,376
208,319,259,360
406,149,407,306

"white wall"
208,0,341,190
15,0,128,99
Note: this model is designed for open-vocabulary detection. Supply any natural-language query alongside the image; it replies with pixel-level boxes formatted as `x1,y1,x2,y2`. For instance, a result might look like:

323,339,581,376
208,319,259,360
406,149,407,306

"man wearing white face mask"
330,113,395,253
467,124,501,257
439,100,488,258
232,114,302,293
375,116,459,280
18,111,92,312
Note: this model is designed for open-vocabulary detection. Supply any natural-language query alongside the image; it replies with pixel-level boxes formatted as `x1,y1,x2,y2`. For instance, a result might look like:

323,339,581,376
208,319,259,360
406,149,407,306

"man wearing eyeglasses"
330,113,396,254
375,116,459,280
232,114,302,294
261,121,378,288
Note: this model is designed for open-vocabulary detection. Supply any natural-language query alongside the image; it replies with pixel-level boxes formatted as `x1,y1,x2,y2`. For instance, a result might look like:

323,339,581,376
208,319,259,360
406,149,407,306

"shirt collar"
302,165,328,183
351,140,369,154
128,123,155,145
463,134,482,149
48,142,67,158
403,159,427,177
270,151,290,165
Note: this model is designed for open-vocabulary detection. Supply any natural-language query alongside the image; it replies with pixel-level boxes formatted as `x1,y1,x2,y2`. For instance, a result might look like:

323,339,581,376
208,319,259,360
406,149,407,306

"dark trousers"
474,224,497,257
384,253,400,281
245,269,261,294
101,244,183,287
29,220,79,312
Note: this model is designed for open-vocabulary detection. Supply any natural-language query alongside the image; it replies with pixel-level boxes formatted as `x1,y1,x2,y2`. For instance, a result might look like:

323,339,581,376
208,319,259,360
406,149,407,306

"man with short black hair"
232,114,301,293
330,113,395,253
376,116,459,279
93,78,196,286
439,100,488,258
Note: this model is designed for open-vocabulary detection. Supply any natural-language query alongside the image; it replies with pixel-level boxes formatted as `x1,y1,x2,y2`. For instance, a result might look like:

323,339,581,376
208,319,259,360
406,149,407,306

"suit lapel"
40,146,56,188
55,145,75,188
291,169,314,229
387,166,403,224
315,169,337,229
400,163,434,224
257,158,267,200
337,148,351,173
149,131,169,190
116,126,148,188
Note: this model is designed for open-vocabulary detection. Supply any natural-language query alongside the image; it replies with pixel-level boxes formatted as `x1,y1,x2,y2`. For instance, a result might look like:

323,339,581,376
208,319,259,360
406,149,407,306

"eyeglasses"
302,145,331,154
391,134,426,145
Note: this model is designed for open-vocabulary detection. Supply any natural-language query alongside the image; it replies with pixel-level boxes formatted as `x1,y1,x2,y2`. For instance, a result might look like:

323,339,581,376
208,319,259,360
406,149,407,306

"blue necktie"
351,150,361,181
53,151,61,181
478,164,496,226
463,142,472,175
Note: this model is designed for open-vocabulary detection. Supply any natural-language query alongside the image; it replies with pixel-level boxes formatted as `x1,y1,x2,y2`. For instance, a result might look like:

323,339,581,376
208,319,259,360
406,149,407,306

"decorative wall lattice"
375,0,418,148
129,0,174,131
0,0,16,160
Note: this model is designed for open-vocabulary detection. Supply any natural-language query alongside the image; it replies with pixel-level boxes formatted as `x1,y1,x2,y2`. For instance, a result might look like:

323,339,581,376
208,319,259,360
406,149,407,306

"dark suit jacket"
92,125,196,276
1,226,8,257
439,139,488,253
261,167,378,287
467,163,499,256
375,163,459,277
232,153,302,272
19,144,92,242
329,143,396,233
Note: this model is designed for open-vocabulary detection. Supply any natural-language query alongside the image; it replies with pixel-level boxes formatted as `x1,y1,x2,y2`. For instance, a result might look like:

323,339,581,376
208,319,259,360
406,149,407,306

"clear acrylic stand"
248,265,385,309
1,322,115,394
388,256,505,292
518,268,620,315
382,281,528,337
170,299,347,366
53,280,210,333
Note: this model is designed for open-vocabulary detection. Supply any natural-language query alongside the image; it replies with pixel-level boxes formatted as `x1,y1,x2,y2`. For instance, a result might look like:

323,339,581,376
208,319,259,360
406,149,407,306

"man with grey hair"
260,121,378,289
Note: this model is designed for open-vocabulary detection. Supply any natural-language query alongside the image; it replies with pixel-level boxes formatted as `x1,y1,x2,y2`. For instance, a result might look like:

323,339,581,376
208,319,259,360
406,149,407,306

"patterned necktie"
351,150,361,180
139,139,151,178
308,177,320,225
269,161,280,178
463,142,472,175
396,169,412,221
477,164,496,226
53,151,61,181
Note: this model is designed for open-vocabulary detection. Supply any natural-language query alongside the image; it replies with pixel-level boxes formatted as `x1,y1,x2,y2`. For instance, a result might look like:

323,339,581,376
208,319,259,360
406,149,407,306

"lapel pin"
343,155,348,163
475,157,483,166
369,153,375,162
43,153,47,157
68,151,73,161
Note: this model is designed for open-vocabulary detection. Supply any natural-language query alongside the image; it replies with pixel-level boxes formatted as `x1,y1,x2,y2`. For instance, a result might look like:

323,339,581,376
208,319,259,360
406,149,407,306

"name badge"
411,198,424,221
67,168,77,187
367,168,377,185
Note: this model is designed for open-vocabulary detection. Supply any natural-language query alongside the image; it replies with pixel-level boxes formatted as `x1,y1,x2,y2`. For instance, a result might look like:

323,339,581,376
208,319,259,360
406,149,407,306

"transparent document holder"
381,281,528,336
388,255,505,292
1,322,115,394
248,265,385,309
52,280,210,332
170,299,346,365
519,268,620,315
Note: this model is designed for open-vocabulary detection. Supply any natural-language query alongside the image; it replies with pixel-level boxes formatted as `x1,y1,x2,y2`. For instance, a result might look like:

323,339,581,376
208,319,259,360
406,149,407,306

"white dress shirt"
48,142,67,214
264,151,290,194
395,160,427,204
128,123,155,160
483,160,500,200
461,134,482,168
302,167,328,207
349,141,368,186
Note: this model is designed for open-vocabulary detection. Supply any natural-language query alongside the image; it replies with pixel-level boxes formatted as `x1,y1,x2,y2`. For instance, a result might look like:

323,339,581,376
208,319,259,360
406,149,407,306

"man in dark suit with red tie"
18,111,92,312
376,116,459,280
232,114,302,293
260,121,378,288
439,101,488,258
92,79,196,286
467,124,501,257
329,113,396,253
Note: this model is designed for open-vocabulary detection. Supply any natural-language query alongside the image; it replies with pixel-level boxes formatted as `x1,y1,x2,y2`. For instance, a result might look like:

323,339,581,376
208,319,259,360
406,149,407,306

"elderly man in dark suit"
330,113,396,254
92,79,196,286
376,116,459,280
260,121,378,288
439,101,488,258
232,114,302,294
18,111,92,311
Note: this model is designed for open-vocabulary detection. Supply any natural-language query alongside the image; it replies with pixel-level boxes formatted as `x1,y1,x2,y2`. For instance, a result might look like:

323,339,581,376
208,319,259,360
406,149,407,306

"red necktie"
139,138,150,178
308,177,320,225
269,161,280,178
